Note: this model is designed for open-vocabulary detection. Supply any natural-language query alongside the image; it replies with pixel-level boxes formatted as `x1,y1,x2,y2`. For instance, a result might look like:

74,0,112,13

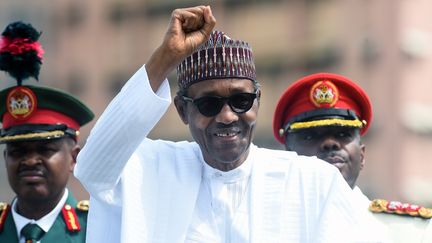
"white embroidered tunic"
186,153,252,242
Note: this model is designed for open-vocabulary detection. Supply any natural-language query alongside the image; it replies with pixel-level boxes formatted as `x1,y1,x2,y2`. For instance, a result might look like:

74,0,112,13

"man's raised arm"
74,5,216,200
146,6,216,91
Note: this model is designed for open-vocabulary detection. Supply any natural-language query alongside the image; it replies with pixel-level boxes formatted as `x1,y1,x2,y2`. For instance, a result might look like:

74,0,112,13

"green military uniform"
369,199,432,242
0,21,94,243
0,194,88,243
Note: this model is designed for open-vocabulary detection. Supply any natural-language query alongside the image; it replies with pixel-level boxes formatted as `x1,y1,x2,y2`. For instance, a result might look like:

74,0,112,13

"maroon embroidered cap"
177,31,256,89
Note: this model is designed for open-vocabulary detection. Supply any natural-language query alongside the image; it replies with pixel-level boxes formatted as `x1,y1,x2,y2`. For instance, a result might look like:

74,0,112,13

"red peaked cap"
273,73,372,144
0,85,94,143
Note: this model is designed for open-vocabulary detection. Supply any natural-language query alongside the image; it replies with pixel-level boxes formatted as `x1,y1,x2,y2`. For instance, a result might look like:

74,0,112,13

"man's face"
285,126,365,188
4,138,79,203
175,78,259,171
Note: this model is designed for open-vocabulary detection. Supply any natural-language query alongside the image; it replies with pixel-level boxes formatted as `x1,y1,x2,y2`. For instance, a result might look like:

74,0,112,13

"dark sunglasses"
182,92,258,117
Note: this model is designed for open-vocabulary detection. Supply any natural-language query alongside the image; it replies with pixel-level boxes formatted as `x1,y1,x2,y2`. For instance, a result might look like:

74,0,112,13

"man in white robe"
75,5,388,243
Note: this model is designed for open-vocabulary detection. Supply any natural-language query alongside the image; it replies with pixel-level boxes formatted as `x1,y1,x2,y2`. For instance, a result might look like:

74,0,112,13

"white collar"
202,145,255,182
12,189,69,238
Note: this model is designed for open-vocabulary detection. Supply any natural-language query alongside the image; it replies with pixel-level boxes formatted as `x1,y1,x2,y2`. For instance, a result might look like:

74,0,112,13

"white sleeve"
74,64,171,202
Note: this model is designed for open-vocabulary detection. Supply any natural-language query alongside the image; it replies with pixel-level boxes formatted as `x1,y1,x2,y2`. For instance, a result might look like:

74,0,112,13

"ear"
284,138,293,151
69,144,81,172
174,95,189,125
359,143,366,170
256,89,262,106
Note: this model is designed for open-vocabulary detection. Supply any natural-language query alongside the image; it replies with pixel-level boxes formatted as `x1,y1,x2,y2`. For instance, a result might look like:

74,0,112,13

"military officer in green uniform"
273,72,432,242
0,21,94,242
273,72,374,206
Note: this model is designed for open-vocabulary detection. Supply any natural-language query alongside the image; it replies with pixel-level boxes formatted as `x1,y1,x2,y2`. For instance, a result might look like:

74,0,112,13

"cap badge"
309,80,339,108
6,86,37,120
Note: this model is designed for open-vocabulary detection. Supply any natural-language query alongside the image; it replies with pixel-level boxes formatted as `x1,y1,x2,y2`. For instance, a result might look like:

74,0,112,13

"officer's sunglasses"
182,92,258,117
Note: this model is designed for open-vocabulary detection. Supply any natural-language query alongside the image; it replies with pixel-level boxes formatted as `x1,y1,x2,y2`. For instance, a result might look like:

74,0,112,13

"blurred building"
1,0,432,207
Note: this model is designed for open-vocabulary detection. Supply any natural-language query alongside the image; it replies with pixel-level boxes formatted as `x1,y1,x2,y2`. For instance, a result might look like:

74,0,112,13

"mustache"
319,152,347,163
17,164,46,177
212,122,241,132
214,122,239,128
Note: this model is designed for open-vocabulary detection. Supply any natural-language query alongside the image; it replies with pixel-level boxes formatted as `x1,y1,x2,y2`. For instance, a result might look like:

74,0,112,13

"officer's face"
175,78,259,171
4,138,79,203
285,126,365,189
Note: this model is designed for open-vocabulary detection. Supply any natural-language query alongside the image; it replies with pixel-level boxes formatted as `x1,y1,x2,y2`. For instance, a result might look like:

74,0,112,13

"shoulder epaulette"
76,200,89,212
60,200,89,232
61,203,81,232
369,199,432,219
0,202,11,232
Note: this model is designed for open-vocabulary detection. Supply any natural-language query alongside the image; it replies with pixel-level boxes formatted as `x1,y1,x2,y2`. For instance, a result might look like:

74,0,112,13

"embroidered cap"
177,31,256,89
273,73,372,144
